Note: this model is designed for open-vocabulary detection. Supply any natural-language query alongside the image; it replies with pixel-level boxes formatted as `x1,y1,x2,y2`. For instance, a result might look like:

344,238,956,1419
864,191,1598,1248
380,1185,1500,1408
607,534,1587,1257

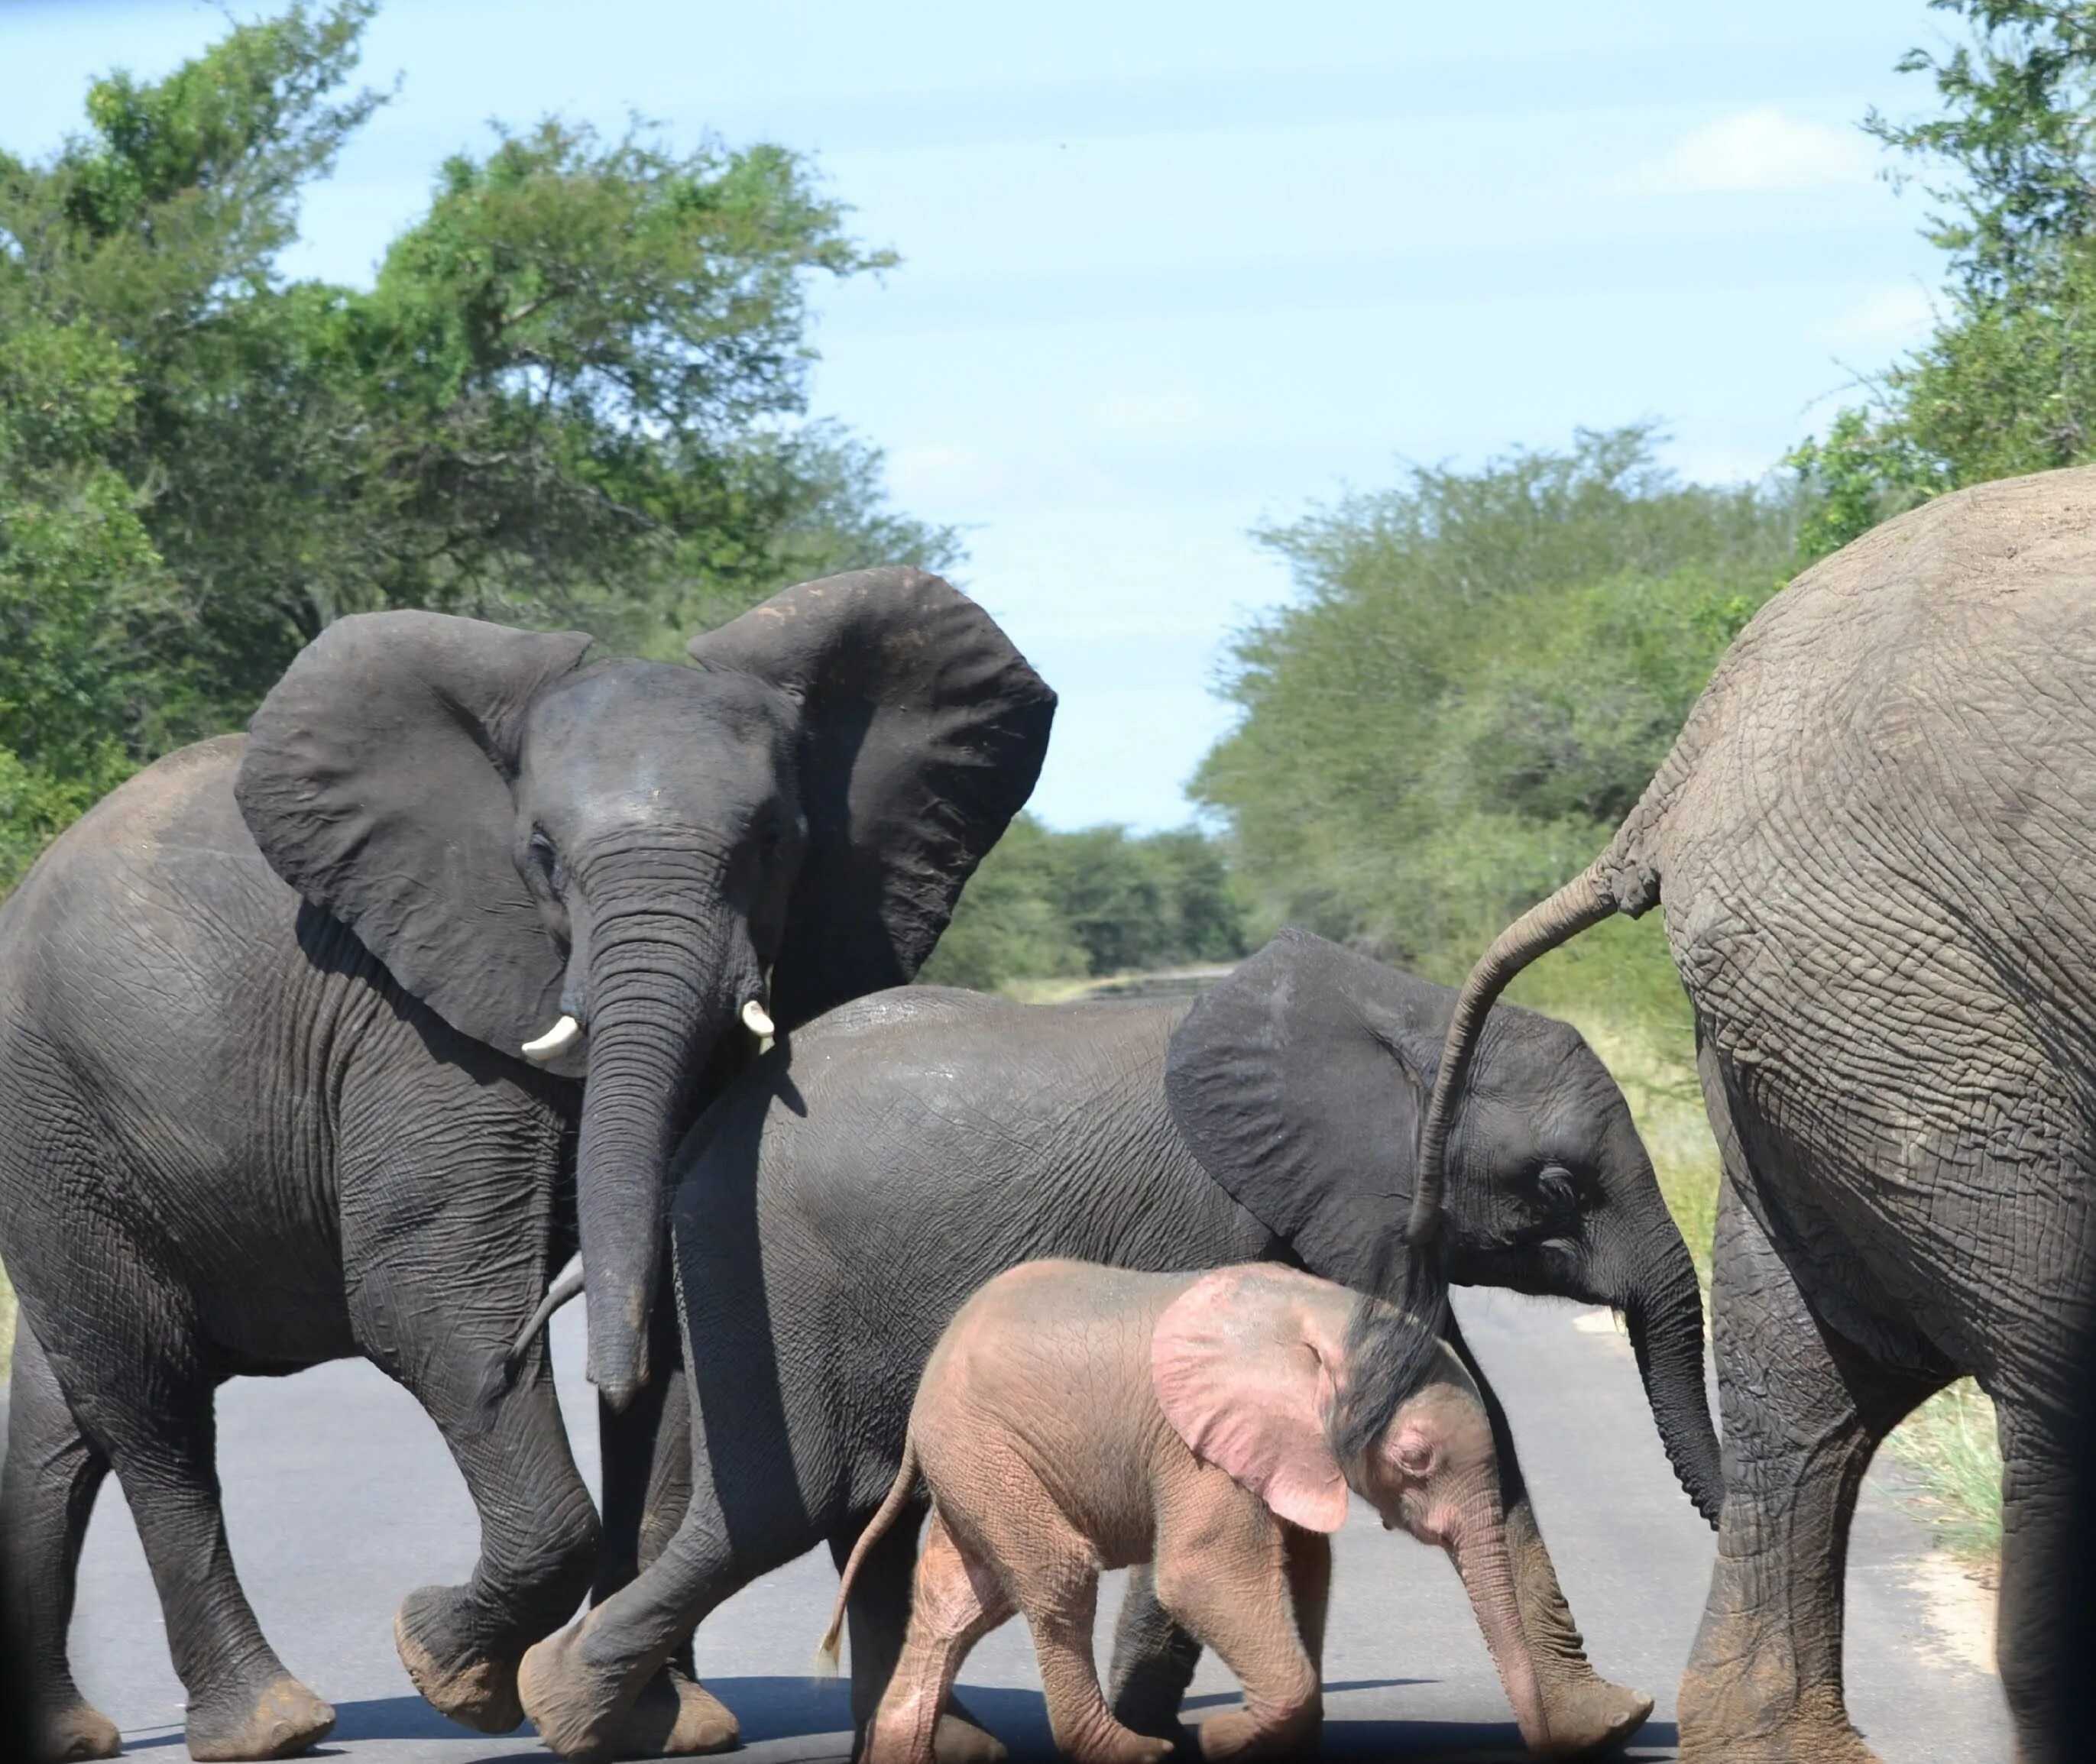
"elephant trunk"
1618,1219,1723,1527
1412,863,1617,1246
1446,1491,1550,1753
572,873,749,1412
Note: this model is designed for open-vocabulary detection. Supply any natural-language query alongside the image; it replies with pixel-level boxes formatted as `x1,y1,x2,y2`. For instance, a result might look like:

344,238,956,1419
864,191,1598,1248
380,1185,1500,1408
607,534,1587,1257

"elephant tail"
478,1261,587,1410
815,1435,922,1678
1409,859,1631,1246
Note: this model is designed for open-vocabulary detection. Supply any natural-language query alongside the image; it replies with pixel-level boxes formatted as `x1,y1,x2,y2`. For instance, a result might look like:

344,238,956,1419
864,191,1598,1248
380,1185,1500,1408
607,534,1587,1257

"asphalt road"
50,1288,2011,1762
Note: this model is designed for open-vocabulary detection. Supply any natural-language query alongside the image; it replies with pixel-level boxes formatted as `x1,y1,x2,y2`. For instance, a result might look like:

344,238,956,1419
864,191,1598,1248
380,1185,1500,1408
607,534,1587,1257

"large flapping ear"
1165,927,1450,1291
688,568,1054,1028
236,610,594,1056
1152,1265,1353,1534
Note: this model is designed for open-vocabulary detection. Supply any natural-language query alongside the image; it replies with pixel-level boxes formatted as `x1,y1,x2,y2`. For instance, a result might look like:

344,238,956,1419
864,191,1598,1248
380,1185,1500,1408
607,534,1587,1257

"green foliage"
1797,4,2096,562
1866,1,2096,299
0,2,951,888
917,816,1248,992
1194,427,1796,978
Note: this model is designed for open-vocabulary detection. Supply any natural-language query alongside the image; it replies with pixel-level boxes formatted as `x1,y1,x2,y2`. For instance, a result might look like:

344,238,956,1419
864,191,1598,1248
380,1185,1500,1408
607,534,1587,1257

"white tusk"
740,998,776,1040
520,1015,582,1061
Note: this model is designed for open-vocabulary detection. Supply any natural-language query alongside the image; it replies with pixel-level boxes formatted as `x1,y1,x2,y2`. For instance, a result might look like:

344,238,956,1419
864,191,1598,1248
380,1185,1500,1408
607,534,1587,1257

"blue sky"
2,1,1952,828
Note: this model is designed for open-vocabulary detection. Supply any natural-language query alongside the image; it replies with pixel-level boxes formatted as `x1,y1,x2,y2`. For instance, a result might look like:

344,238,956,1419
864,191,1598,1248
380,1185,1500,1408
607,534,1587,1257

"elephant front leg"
1676,1180,1930,1764
1106,1565,1202,1745
351,1270,601,1733
1443,1312,1655,1756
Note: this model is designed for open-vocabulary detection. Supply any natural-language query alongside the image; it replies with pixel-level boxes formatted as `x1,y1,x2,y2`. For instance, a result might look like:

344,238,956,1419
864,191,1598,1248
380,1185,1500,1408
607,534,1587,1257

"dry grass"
1884,1380,2004,1569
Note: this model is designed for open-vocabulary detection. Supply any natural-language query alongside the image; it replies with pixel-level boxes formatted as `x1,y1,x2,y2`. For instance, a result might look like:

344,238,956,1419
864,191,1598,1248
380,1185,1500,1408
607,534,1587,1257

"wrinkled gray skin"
515,937,1716,1763
1416,465,2096,1764
0,568,1051,1763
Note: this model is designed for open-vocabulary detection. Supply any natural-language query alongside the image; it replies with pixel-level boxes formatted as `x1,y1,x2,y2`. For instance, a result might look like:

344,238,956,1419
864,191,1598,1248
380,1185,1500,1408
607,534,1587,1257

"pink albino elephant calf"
819,1257,1550,1763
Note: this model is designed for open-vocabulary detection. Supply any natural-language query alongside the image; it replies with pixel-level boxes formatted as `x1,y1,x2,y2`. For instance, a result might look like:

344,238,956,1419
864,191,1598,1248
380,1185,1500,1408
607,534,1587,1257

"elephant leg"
1152,1491,1318,1762
864,1512,1015,1764
2,1322,119,1762
1676,1175,1938,1764
828,1507,1010,1764
517,1466,821,1759
1281,1526,1331,1675
344,1218,599,1739
1105,1564,1202,1743
1442,1310,1655,1756
594,1281,688,1601
1993,1392,2076,1763
69,1322,333,1761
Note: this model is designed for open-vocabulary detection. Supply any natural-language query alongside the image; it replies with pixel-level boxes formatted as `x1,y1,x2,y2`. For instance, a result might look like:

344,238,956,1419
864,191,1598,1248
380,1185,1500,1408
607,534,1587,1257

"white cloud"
1630,107,1877,196
1818,284,1938,353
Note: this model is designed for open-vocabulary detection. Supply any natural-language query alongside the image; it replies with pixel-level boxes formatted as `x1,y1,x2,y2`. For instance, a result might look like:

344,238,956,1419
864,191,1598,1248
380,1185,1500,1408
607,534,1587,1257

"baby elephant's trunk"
816,1436,922,1675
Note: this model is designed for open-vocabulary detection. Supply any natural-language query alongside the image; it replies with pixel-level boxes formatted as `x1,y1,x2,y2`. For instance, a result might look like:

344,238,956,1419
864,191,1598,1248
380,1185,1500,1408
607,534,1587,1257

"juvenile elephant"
824,1259,1547,1764
516,927,1718,1761
1414,465,2096,1762
0,568,1051,1762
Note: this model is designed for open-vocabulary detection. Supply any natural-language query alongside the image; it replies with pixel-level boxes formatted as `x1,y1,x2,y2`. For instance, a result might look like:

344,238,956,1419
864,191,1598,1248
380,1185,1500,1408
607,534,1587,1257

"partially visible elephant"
1414,465,2096,1763
0,568,1052,1762
516,927,1719,1761
821,1259,1545,1764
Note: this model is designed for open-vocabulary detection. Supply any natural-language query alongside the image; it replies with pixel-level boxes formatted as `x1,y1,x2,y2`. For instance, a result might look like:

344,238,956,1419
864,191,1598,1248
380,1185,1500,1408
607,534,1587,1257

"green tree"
917,816,1248,992
0,2,951,891
1793,3,2096,557
1193,428,1796,973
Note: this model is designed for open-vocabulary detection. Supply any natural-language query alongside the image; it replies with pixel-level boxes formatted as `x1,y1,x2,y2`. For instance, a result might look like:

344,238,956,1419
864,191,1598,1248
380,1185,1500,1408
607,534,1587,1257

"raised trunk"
1449,1503,1551,1753
1622,1227,1724,1526
572,890,737,1412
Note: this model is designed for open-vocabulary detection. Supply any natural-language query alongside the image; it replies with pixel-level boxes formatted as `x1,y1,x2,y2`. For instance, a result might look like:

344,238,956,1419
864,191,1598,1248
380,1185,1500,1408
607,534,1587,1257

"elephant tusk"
740,998,776,1040
520,1015,582,1061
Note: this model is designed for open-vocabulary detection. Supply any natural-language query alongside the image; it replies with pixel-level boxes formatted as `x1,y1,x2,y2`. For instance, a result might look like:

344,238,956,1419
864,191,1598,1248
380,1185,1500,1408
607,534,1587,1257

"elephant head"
235,567,1054,1407
1152,1263,1549,1751
1163,926,1722,1526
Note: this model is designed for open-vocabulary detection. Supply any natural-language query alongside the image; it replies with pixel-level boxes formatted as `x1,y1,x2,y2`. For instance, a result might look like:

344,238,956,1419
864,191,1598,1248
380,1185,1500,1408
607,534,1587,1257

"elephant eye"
1536,1164,1578,1212
529,829,563,888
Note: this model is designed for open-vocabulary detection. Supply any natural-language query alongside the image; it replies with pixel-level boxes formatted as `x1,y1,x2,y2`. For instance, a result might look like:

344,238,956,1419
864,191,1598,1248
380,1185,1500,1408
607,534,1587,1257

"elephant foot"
1195,1701,1315,1761
932,1710,1011,1764
1676,1683,1880,1764
184,1675,335,1762
1531,1668,1654,1756
33,1697,121,1763
394,1584,524,1733
520,1625,739,1762
604,1665,738,1759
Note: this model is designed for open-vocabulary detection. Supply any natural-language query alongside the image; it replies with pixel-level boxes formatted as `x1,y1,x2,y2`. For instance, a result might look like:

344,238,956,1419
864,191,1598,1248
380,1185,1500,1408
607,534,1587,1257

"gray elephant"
0,568,1053,1762
514,927,1719,1762
1414,464,2096,1763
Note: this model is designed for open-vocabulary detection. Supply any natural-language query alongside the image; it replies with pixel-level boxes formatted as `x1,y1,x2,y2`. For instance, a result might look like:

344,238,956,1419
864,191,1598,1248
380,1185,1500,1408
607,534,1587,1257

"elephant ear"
1152,1265,1352,1534
688,567,1054,1028
1165,927,1448,1290
235,610,595,1057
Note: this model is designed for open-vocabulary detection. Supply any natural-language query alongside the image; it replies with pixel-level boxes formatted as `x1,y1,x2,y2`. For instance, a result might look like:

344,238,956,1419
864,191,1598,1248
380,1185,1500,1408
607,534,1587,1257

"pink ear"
1152,1267,1352,1533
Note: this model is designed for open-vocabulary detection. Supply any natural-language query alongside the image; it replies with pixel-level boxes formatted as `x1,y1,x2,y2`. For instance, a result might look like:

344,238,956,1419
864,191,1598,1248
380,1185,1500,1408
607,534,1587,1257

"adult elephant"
515,927,1720,1762
0,568,1053,1763
1414,466,2096,1763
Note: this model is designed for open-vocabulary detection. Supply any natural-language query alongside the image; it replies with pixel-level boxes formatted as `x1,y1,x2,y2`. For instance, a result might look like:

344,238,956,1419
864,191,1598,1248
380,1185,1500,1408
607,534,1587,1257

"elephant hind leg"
863,1511,1014,1764
1678,1171,1942,1764
2,1321,118,1762
828,1504,1011,1764
1992,1392,2080,1762
65,1306,332,1760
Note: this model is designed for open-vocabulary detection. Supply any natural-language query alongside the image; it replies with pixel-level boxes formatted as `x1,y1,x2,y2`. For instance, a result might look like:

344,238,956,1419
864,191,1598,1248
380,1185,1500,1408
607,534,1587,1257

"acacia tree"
0,2,950,886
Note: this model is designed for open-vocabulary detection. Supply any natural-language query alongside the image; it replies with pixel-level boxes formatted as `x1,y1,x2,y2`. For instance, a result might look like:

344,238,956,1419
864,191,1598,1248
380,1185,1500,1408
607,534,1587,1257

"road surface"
50,1287,2010,1762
